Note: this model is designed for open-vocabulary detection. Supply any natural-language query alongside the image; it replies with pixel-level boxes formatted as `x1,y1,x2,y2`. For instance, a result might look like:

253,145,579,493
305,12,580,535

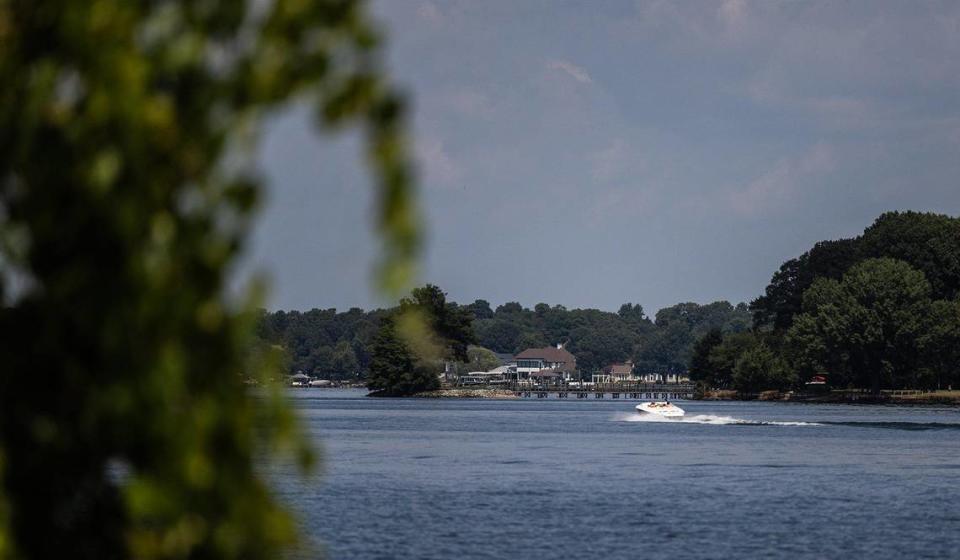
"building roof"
514,346,577,365
554,360,577,373
494,352,515,365
603,363,634,375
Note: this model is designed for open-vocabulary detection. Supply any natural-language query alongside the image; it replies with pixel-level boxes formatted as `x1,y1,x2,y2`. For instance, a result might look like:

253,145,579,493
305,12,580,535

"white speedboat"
636,401,685,418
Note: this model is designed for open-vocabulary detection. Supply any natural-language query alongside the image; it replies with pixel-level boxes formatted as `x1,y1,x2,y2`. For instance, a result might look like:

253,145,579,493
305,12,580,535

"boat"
635,401,685,417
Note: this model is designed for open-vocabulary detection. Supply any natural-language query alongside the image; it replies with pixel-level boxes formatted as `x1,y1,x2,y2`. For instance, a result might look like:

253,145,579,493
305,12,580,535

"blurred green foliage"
451,346,502,377
0,0,418,558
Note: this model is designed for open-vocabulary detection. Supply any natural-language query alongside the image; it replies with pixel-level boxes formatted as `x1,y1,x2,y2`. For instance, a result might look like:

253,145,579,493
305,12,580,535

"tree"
515,331,549,353
785,259,932,392
0,1,416,557
634,301,751,373
733,344,793,394
367,317,438,395
308,346,336,376
860,212,960,301
475,318,522,354
617,303,649,325
496,302,524,314
368,285,475,396
704,332,759,389
782,277,855,387
453,346,502,376
401,285,475,362
751,212,960,333
569,326,634,374
634,321,694,372
751,238,861,331
689,328,723,382
918,299,960,390
329,340,360,378
466,299,494,320
252,306,386,378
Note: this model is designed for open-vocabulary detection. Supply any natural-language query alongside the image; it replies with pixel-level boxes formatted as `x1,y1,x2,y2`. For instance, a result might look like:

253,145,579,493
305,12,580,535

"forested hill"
751,211,960,332
695,211,960,393
254,300,752,379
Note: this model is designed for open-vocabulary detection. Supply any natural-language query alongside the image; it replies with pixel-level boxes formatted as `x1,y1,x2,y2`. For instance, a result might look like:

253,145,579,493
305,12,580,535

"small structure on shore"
593,361,635,383
289,372,311,386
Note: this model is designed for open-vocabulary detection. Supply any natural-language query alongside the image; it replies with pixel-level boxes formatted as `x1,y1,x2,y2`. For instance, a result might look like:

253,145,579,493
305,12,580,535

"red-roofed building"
514,343,578,381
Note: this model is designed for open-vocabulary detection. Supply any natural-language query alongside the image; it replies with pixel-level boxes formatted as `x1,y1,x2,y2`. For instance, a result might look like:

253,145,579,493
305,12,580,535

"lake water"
273,390,960,559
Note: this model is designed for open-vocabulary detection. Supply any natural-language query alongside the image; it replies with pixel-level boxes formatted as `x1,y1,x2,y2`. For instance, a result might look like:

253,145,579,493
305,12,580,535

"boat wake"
614,413,821,427
820,421,960,431
615,413,960,430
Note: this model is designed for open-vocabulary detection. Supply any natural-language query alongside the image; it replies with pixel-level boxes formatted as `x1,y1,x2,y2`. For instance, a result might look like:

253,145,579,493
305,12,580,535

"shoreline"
703,389,960,405
367,388,520,399
362,387,960,404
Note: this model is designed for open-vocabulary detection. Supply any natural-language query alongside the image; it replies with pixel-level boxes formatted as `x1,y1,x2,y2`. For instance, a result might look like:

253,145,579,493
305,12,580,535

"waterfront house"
514,344,578,382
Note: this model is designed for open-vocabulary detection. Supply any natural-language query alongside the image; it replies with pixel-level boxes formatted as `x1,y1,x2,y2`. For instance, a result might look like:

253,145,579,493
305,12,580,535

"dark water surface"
272,390,960,559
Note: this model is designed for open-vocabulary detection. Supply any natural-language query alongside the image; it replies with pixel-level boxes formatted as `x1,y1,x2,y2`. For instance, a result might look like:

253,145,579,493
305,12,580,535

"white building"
513,343,578,382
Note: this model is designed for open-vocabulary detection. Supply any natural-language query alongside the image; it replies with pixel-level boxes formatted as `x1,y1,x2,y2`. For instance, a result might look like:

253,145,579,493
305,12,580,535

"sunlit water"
271,390,960,559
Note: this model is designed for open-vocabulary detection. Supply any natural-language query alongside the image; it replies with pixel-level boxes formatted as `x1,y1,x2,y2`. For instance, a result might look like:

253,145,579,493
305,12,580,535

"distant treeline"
256,211,960,392
254,300,751,380
693,211,960,393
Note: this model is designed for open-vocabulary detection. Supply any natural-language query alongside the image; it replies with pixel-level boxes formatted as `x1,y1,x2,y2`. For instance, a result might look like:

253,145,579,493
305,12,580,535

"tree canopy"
786,259,933,392
367,285,475,396
0,0,417,557
700,212,960,394
752,212,960,332
257,297,752,379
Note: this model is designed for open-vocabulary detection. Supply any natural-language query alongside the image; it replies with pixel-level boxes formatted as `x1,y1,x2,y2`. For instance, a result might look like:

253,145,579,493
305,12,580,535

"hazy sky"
245,0,960,314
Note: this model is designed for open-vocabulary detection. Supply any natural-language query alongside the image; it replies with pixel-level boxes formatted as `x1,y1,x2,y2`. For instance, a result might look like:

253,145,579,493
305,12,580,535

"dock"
502,382,696,400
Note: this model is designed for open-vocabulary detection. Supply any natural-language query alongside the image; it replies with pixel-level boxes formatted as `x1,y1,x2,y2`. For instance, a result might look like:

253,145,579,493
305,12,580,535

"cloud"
587,185,658,222
742,79,871,124
620,0,765,49
416,136,462,187
589,139,639,183
546,59,593,84
443,90,495,118
717,0,748,31
728,143,836,216
416,1,445,25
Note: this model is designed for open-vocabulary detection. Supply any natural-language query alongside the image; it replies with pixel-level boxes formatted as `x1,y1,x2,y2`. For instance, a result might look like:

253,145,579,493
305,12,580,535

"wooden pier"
504,382,696,400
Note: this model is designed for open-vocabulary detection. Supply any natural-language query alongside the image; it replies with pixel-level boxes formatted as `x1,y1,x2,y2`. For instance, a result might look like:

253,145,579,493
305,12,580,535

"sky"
244,0,960,315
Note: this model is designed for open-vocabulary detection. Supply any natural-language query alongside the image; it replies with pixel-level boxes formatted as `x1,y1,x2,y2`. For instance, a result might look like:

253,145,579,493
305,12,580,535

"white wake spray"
613,412,820,426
